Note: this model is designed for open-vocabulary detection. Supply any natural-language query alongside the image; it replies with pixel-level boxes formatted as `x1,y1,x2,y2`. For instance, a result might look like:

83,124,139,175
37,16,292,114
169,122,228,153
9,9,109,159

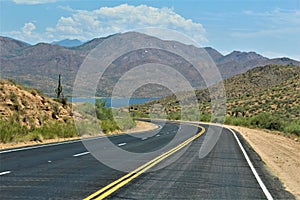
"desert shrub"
284,121,300,136
167,111,181,120
0,117,78,143
75,102,95,116
95,99,113,120
76,120,99,136
10,92,18,104
131,111,150,118
115,117,136,131
199,113,211,122
225,116,250,126
0,117,29,143
100,119,119,133
30,121,78,139
249,113,283,131
21,99,28,107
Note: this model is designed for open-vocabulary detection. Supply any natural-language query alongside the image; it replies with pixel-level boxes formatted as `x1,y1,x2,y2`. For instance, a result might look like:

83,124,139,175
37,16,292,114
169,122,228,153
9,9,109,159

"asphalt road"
0,120,294,199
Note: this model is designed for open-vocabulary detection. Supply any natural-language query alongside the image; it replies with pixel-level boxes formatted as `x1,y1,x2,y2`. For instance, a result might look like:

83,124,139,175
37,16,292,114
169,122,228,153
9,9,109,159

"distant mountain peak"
204,47,224,61
51,39,83,47
0,36,30,56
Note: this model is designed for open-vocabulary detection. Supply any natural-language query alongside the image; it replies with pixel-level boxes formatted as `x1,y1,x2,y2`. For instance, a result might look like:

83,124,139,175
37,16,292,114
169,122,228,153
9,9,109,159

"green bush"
131,111,150,118
167,111,181,120
199,113,211,122
225,116,249,126
0,117,78,143
31,121,78,139
249,113,283,131
223,112,299,137
284,121,300,136
100,119,119,133
0,118,29,143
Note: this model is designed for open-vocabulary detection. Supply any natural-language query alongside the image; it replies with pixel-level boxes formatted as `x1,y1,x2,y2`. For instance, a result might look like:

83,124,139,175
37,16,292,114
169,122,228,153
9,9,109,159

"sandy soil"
226,125,300,199
0,121,157,150
124,120,158,133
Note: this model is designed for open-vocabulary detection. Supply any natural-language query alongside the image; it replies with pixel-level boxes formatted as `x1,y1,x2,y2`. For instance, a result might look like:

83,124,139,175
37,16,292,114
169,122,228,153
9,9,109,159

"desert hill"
131,65,300,135
0,79,73,128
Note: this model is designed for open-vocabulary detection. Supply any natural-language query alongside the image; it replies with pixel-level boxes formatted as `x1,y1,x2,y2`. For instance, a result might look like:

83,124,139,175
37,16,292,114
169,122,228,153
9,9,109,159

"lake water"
69,97,160,108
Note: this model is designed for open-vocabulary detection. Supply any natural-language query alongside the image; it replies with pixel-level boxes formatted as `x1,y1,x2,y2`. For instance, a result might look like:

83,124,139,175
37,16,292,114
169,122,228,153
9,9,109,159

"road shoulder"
226,125,299,200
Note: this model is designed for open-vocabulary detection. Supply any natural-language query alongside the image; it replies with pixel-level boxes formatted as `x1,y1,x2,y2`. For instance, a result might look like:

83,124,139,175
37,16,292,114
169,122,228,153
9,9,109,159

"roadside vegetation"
0,79,136,144
0,116,77,143
75,99,136,134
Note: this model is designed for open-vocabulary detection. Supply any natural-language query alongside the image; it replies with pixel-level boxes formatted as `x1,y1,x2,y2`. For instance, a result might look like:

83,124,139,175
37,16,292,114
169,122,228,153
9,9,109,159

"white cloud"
13,0,58,4
4,22,44,43
53,4,206,43
22,22,36,36
5,4,207,45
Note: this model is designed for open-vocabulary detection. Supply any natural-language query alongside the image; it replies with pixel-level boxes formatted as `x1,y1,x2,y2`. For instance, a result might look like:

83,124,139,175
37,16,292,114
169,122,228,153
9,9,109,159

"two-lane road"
0,121,294,199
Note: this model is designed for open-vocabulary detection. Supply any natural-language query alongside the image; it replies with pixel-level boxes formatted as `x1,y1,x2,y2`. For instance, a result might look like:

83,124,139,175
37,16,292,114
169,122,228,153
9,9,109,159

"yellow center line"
84,124,206,200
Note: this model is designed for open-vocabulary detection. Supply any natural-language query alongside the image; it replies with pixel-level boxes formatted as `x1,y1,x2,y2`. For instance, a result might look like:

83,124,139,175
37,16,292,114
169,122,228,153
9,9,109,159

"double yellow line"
84,124,206,200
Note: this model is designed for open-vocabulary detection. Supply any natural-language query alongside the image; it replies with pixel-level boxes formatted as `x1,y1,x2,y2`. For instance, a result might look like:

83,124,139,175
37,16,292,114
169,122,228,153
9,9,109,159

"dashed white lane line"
155,134,160,137
0,171,11,176
142,137,148,140
118,143,127,147
73,152,90,157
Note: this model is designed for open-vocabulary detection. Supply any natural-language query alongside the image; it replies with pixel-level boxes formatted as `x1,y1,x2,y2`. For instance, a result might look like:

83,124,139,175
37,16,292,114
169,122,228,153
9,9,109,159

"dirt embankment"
226,125,300,199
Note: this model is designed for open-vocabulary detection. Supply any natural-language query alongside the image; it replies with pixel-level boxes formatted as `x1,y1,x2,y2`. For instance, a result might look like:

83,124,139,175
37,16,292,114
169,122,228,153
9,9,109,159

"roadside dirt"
226,125,300,200
0,120,157,150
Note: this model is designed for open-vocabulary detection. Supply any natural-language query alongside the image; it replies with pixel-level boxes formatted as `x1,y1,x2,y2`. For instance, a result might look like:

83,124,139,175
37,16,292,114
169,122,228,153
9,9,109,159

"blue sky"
1,0,300,60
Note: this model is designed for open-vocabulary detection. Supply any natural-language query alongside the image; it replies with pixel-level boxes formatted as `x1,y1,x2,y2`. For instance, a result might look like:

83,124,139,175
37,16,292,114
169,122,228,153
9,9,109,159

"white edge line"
0,171,11,176
228,128,273,200
73,151,90,157
117,143,127,147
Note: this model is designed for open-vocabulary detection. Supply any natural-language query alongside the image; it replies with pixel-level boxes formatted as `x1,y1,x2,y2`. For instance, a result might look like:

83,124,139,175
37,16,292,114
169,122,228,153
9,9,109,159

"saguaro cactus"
55,74,63,99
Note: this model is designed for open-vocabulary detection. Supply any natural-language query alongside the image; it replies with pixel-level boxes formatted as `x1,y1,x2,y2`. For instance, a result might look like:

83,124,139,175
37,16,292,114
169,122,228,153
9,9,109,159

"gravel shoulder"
226,125,300,200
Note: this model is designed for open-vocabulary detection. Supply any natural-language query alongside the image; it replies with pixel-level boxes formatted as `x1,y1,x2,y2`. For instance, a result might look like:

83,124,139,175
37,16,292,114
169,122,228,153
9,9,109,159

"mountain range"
51,39,83,47
1,32,299,97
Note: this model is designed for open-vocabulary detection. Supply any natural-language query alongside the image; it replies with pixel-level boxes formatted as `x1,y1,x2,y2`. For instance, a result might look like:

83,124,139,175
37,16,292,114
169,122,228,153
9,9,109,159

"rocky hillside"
0,79,73,128
132,65,300,121
1,32,299,97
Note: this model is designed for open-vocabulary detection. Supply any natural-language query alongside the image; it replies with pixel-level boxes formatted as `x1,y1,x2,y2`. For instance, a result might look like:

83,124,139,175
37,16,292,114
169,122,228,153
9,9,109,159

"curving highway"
0,120,294,199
